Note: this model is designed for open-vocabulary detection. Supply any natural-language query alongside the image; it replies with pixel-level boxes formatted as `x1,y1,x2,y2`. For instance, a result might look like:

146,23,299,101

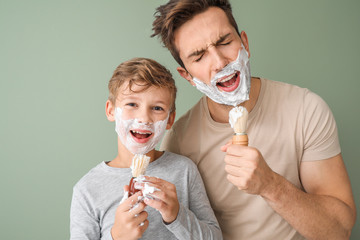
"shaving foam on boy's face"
192,43,251,106
114,107,169,154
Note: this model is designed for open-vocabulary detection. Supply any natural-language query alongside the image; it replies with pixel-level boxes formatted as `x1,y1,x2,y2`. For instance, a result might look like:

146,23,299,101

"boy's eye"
126,103,137,107
153,106,164,111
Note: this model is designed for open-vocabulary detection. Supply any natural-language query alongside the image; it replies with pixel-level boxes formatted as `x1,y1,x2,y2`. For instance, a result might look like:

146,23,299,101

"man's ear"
240,31,250,58
166,111,176,130
177,67,195,86
105,100,115,122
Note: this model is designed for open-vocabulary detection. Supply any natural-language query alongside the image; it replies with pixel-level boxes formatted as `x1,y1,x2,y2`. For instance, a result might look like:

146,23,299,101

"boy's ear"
105,100,115,122
166,111,176,130
177,67,195,86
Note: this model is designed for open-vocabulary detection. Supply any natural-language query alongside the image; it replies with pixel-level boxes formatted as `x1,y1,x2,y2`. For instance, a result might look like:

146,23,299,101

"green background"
1,0,359,239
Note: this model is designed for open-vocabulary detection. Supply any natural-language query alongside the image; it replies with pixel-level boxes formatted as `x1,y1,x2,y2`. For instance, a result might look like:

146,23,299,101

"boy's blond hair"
108,57,177,112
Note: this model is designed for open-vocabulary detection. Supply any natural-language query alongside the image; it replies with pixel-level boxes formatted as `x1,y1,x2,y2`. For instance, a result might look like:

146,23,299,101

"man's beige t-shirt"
160,78,341,240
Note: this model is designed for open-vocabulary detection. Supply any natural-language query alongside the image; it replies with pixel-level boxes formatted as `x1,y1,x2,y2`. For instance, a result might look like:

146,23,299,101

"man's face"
174,7,248,92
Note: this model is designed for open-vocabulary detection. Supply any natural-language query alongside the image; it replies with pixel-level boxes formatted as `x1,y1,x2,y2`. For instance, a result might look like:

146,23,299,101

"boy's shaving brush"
128,154,150,196
229,106,248,146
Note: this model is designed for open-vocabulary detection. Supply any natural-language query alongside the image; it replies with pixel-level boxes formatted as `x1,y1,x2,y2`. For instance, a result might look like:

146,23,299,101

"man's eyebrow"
187,48,206,59
186,33,232,59
215,33,231,45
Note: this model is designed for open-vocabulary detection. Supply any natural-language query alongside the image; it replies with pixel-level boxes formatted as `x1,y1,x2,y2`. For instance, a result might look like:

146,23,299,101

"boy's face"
106,81,175,154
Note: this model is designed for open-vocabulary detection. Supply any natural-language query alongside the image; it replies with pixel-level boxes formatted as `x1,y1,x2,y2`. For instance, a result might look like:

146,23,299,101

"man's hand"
137,176,180,224
221,143,356,239
221,142,276,196
111,189,149,240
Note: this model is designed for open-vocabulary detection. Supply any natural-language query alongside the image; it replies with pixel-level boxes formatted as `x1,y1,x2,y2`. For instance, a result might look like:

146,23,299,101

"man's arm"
222,144,356,240
266,153,356,239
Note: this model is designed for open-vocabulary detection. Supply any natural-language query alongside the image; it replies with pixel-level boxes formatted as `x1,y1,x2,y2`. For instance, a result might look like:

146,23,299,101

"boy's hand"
111,189,149,240
139,176,180,224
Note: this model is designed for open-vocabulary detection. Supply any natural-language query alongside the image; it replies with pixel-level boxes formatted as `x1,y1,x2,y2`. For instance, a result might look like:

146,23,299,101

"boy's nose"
136,109,152,124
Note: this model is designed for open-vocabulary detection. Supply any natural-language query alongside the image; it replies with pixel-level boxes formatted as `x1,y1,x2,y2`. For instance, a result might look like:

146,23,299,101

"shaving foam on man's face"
114,107,169,155
192,43,251,106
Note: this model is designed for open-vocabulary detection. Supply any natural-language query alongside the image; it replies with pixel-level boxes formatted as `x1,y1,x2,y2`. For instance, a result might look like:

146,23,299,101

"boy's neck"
107,140,163,168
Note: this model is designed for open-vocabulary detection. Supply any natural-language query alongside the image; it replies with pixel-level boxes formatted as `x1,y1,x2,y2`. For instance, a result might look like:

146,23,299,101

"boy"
70,58,222,240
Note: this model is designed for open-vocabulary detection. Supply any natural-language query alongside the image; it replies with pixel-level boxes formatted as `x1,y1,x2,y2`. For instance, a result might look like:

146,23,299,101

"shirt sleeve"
302,90,341,161
165,165,223,240
70,186,102,240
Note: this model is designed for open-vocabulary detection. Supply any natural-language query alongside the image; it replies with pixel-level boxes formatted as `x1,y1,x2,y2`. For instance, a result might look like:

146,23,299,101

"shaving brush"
128,154,150,196
229,106,249,146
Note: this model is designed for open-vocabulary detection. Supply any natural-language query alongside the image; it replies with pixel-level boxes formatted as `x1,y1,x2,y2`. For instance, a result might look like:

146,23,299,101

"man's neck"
207,77,261,123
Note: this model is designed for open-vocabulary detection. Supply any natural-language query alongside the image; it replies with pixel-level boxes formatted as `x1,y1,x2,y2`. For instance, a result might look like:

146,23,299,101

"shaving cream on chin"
114,107,169,154
192,43,251,106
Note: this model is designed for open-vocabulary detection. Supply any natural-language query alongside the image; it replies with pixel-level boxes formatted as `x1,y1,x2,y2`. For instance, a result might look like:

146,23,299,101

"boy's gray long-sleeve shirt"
70,151,222,240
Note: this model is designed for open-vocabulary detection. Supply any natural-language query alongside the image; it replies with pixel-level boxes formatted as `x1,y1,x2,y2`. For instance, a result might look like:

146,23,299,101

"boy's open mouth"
130,129,153,144
216,71,240,92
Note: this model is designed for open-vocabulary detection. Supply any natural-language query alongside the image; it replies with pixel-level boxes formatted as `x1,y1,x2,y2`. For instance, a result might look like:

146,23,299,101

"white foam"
229,106,248,130
192,43,251,106
114,108,169,154
143,183,160,196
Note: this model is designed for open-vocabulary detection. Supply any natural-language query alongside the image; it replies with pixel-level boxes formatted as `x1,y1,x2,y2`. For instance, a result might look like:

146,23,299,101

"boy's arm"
143,173,222,240
169,167,222,240
70,186,101,240
166,203,222,240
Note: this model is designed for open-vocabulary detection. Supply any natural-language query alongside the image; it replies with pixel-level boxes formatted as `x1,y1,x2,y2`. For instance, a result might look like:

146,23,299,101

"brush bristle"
234,114,248,133
229,106,248,134
131,154,150,177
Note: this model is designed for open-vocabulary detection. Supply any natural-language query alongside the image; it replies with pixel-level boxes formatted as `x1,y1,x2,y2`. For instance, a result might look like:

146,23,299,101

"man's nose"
210,47,228,73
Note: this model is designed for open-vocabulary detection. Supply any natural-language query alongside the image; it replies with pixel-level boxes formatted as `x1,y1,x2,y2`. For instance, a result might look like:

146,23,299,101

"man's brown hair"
151,0,240,68
108,57,177,112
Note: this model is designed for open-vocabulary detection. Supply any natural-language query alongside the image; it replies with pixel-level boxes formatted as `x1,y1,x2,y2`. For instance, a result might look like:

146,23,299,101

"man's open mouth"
130,130,153,143
216,72,240,92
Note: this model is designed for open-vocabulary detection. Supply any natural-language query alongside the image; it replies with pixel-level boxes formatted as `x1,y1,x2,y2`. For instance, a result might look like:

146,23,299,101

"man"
152,0,356,239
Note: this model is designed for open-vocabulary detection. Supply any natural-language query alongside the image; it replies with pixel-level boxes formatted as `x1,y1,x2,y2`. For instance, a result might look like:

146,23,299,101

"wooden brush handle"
232,134,248,146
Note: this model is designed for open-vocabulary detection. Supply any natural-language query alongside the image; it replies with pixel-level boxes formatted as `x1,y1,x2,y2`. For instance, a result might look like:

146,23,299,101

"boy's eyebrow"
116,95,139,102
187,33,232,59
154,100,168,105
117,96,169,105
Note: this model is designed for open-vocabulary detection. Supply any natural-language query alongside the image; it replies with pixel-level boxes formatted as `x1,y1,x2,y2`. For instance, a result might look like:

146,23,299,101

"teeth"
132,130,152,135
218,73,236,83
